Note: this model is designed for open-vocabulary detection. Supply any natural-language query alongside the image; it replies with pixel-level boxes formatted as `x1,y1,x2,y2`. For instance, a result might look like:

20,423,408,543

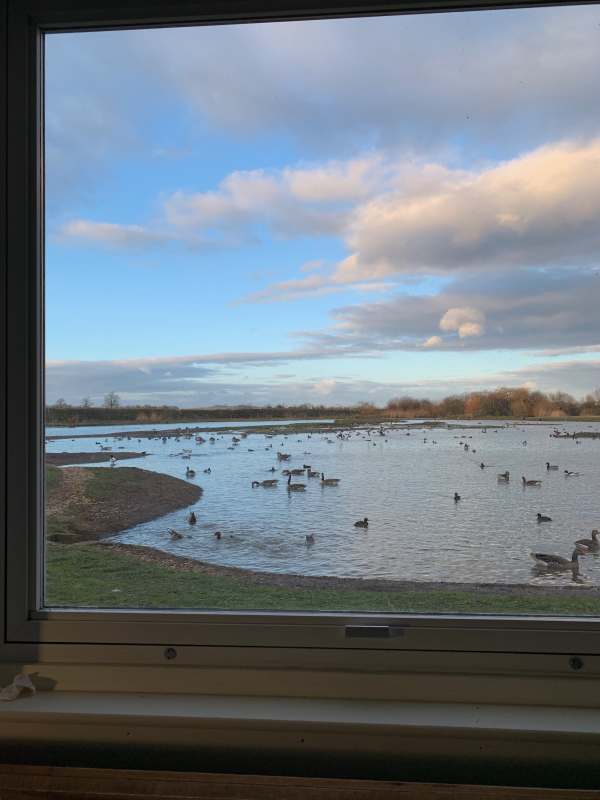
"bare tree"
53,398,70,408
81,397,93,408
103,391,120,409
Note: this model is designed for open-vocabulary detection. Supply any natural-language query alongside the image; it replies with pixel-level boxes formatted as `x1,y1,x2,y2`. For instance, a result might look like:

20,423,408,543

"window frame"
4,0,600,666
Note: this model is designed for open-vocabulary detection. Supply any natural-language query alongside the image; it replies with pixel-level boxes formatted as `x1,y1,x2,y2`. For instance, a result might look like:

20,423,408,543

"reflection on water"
46,419,600,585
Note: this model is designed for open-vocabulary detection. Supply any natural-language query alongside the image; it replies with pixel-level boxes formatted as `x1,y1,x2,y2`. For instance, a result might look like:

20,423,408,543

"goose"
290,468,305,476
546,462,559,471
252,479,278,487
185,467,196,478
308,469,320,478
321,473,340,485
168,529,184,540
522,476,541,486
454,492,461,502
497,471,510,481
305,534,315,545
287,474,306,491
537,513,552,523
575,530,599,551
530,546,587,575
354,517,369,528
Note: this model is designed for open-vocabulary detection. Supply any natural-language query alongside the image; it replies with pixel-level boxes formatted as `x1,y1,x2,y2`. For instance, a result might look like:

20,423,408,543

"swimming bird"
564,470,581,477
522,476,542,486
214,531,222,540
546,462,559,470
497,471,510,481
537,513,552,523
287,474,306,491
354,517,369,528
305,534,315,545
320,473,340,485
454,492,461,502
252,479,278,487
575,530,599,551
185,467,196,478
308,469,320,478
203,467,211,473
168,529,184,540
268,467,276,472
530,546,586,576
188,512,197,525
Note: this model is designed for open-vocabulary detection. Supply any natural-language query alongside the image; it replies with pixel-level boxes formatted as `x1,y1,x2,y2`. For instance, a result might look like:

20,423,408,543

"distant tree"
104,391,121,409
53,398,70,408
81,397,93,408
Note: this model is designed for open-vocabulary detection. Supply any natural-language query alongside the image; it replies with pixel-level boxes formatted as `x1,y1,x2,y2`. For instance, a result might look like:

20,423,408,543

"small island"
46,465,202,544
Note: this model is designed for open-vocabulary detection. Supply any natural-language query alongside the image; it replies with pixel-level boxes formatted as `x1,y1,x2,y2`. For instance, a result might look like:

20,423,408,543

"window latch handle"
345,625,405,639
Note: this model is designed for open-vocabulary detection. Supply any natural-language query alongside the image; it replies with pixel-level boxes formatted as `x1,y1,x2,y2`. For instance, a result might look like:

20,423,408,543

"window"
5,0,600,660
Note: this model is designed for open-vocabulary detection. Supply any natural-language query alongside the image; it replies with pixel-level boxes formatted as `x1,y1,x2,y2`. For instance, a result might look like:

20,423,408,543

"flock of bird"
452,432,596,581
81,420,597,581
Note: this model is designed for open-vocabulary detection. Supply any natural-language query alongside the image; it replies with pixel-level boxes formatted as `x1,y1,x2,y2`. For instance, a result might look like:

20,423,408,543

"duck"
575,530,599,551
454,492,461,502
188,511,197,525
320,473,340,485
564,470,581,477
354,517,369,528
287,474,306,491
203,467,212,474
537,513,552,523
185,467,196,478
522,476,542,486
268,467,277,472
497,471,510,481
546,462,559,471
214,531,222,540
305,534,315,545
530,546,587,576
168,529,184,540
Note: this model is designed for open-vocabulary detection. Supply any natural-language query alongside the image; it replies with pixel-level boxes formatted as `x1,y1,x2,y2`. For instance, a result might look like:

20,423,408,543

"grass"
46,543,600,614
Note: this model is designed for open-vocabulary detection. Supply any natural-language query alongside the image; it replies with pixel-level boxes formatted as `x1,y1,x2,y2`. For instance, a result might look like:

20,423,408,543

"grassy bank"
46,465,201,544
45,542,600,614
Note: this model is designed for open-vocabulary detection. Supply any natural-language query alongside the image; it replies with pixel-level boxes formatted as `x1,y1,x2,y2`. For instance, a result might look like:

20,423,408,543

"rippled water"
45,419,600,585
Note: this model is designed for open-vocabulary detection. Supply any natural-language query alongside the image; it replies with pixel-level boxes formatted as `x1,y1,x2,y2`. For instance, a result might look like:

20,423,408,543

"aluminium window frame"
3,0,600,667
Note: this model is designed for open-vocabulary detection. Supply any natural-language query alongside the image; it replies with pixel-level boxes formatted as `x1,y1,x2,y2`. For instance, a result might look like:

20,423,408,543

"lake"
45,419,600,585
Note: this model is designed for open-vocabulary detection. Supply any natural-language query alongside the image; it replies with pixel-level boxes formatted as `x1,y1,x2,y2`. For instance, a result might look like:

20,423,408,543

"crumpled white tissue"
0,673,36,701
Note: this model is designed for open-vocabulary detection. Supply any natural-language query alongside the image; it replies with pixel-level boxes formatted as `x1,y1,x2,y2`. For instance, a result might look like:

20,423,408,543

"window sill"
1,690,600,741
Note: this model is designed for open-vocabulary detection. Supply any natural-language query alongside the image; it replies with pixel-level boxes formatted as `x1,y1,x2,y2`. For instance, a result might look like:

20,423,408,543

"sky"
45,5,600,407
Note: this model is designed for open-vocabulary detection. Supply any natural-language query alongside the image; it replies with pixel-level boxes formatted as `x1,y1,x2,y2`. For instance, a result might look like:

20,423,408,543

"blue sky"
45,6,600,406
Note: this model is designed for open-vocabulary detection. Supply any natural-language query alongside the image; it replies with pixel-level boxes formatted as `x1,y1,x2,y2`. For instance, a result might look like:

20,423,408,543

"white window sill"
1,691,600,742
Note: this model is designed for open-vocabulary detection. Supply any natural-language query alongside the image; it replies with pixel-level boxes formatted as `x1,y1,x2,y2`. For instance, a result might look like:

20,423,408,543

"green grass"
45,543,600,614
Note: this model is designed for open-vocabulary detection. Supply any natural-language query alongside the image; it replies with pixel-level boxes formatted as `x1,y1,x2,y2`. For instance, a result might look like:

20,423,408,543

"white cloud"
439,307,485,339
58,219,171,248
423,336,443,348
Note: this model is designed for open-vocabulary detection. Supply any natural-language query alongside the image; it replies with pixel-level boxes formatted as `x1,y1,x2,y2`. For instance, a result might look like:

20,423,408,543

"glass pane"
44,7,600,614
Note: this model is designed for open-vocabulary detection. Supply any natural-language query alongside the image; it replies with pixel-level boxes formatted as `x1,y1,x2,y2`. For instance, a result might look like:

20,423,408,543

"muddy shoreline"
46,451,147,466
97,542,598,595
